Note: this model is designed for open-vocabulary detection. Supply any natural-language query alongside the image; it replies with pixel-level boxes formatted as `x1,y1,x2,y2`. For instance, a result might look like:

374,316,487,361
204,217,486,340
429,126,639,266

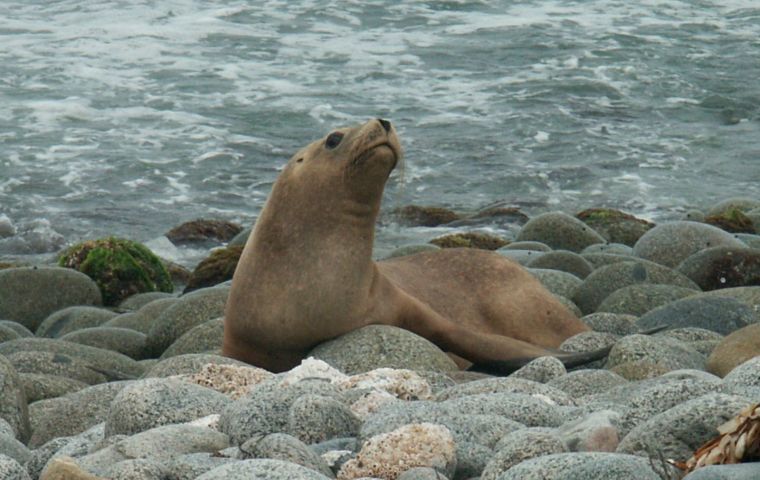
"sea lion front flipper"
466,345,613,376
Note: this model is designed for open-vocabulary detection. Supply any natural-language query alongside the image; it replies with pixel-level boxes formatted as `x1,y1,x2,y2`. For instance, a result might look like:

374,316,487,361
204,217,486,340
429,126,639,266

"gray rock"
547,370,628,398
498,452,664,480
453,441,489,480
25,436,71,480
616,393,751,460
677,246,760,291
581,243,633,255
384,244,441,259
142,353,250,378
105,377,230,437
35,306,117,338
398,466,450,480
103,458,169,479
683,463,760,480
0,324,22,343
501,241,552,252
580,313,639,336
0,321,33,338
59,327,148,360
560,331,618,362
481,429,567,480
105,297,180,334
509,356,567,383
78,424,230,475
496,249,546,265
47,422,106,462
160,317,223,358
241,433,334,478
218,379,344,445
6,351,107,385
557,410,620,452
633,221,747,268
527,250,593,279
723,356,760,393
596,284,699,316
287,394,361,445
0,338,144,381
19,373,88,402
580,252,638,269
573,260,699,314
636,295,753,335
606,334,706,379
309,325,458,374
0,267,102,332
736,233,760,249
228,226,251,247
197,459,332,480
706,197,760,216
167,452,238,480
516,212,606,252
118,292,175,311
528,269,582,299
0,419,12,438
437,377,574,406
0,432,31,465
145,287,229,357
700,286,760,316
0,454,31,480
28,381,131,448
0,355,29,443
683,209,706,222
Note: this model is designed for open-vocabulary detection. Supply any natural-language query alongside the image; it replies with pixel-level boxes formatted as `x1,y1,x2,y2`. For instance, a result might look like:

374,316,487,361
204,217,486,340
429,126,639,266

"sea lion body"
223,119,592,373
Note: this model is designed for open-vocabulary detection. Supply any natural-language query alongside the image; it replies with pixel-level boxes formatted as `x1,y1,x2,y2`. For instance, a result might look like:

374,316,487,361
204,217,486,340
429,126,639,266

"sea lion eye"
325,132,344,149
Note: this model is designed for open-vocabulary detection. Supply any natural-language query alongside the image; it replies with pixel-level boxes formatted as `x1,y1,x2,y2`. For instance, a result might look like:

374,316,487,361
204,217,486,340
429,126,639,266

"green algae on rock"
704,207,756,234
59,237,173,306
429,232,508,250
576,208,654,247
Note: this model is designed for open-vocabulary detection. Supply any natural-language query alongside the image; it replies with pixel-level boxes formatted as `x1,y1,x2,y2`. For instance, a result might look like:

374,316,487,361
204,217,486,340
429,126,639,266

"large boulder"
633,221,746,268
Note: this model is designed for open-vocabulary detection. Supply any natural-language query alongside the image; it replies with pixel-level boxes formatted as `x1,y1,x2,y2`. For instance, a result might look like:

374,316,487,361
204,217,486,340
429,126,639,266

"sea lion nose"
377,118,392,132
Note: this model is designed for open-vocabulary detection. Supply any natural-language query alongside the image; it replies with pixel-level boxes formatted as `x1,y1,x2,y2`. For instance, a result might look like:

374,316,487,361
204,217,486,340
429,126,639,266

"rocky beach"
0,197,759,479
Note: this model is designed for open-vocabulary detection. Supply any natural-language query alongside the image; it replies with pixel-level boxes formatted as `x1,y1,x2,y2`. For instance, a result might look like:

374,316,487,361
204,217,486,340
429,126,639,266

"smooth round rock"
683,463,760,480
118,292,175,311
636,295,753,335
197,459,332,480
581,243,633,255
499,452,662,480
528,269,583,299
160,318,223,359
501,241,552,252
481,429,567,480
19,373,87,403
0,321,33,338
166,453,237,480
142,353,250,378
527,250,593,279
0,454,31,480
547,369,628,398
677,246,760,291
706,197,760,216
309,325,458,374
60,327,148,360
496,249,545,265
240,433,333,477
596,284,698,316
105,297,180,334
287,394,361,444
384,244,441,259
6,351,107,385
0,356,30,443
35,306,117,338
0,325,22,343
633,221,747,268
706,323,760,377
606,335,706,378
580,312,639,336
0,267,102,332
516,212,606,253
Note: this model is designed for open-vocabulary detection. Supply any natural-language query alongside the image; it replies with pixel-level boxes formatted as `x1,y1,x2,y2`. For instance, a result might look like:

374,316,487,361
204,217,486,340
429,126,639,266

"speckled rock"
0,267,102,332
481,429,567,480
700,286,760,315
25,437,72,480
498,452,663,480
580,312,639,336
20,373,88,402
596,283,698,316
240,433,334,477
166,453,238,480
38,455,103,480
658,328,722,356
145,287,229,357
633,221,747,268
581,243,634,255
516,212,606,252
105,297,180,334
509,356,567,383
575,208,654,247
309,325,458,375
0,338,144,381
384,244,441,259
557,409,620,452
436,377,574,406
142,353,251,378
102,459,168,479
547,369,628,398
497,249,546,265
616,393,750,460
528,269,582,299
197,459,332,480
0,355,30,442
501,241,552,252
527,250,593,279
160,317,223,358
36,306,117,338
580,252,638,269
59,327,147,360
573,260,699,314
722,356,760,397
683,209,706,222
635,295,753,335
683,463,760,480
560,331,618,359
35,423,105,474
707,323,760,377
105,377,230,437
118,292,175,311
6,350,107,385
606,335,706,379
0,454,31,480
0,321,33,338
338,423,456,480
677,246,760,290
28,381,131,448
396,467,448,480
287,394,361,444
0,431,31,465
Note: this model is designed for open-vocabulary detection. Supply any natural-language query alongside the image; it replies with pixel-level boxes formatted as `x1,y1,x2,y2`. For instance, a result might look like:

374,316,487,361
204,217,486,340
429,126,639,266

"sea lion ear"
325,132,344,149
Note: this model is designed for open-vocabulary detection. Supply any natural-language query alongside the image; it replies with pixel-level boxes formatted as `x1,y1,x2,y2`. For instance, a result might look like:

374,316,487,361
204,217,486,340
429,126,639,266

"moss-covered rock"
429,232,509,250
392,205,461,227
59,237,174,306
575,208,654,246
184,245,243,294
704,207,756,234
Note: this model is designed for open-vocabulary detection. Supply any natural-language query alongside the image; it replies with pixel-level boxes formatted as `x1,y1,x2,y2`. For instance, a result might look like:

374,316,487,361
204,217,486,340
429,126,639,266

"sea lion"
223,118,604,374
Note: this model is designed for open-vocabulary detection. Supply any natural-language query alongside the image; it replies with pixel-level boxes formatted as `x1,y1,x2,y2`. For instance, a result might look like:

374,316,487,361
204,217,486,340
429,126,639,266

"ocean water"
1,0,759,264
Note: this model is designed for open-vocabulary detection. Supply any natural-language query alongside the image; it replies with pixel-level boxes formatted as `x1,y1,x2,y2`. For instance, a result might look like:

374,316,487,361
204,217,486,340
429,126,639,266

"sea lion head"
278,118,402,207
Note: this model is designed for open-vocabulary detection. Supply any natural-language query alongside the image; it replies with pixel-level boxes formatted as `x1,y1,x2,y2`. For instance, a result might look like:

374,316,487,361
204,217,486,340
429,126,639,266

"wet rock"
0,267,102,332
527,250,593,279
184,245,243,294
677,246,760,290
705,207,756,234
392,205,461,227
165,219,243,246
36,306,118,338
160,317,223,358
60,327,147,360
707,323,760,377
580,252,638,269
596,284,698,316
429,232,508,250
227,226,251,247
572,260,699,314
633,221,747,268
636,295,753,335
516,212,606,252
309,325,458,375
383,244,441,259
575,208,654,246
0,321,33,338
0,324,21,343
581,243,634,255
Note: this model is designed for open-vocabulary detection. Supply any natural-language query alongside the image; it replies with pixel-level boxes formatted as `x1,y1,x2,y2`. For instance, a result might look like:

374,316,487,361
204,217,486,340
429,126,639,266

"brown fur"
223,119,591,373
